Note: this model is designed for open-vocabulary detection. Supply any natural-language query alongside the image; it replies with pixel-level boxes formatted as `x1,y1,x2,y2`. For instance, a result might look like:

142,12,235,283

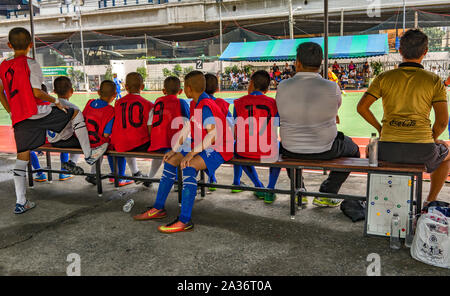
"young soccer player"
0,27,107,214
233,70,281,204
143,76,190,187
204,73,243,192
110,72,153,181
133,71,234,233
83,80,132,187
46,76,84,180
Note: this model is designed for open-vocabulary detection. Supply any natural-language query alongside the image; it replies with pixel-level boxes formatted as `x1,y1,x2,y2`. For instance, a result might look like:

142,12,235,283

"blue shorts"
181,149,224,179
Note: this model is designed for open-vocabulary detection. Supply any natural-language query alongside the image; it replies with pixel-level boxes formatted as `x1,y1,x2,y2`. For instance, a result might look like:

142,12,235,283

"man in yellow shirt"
357,29,449,205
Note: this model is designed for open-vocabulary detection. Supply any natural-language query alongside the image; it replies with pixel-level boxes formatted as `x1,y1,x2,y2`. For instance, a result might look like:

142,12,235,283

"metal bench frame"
28,146,425,222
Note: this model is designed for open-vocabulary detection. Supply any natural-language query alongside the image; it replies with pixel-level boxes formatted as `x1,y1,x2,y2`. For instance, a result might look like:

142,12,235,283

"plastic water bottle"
405,211,415,248
390,213,401,249
368,133,378,167
123,199,134,213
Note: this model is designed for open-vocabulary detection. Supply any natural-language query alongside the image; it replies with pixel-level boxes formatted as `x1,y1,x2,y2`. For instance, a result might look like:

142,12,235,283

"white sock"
14,159,28,205
148,159,163,179
126,157,139,175
70,153,81,164
72,111,92,158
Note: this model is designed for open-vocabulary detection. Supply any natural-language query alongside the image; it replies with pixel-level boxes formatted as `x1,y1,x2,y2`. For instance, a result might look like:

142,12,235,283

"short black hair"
163,76,181,95
8,27,32,50
99,80,116,98
400,29,428,60
53,76,72,97
205,73,218,95
184,71,205,93
125,72,143,93
296,42,323,69
251,70,271,92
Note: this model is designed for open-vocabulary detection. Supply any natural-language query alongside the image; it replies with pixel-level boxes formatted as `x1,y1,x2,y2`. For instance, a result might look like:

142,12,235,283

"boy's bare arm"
32,88,67,112
0,84,11,114
180,124,216,169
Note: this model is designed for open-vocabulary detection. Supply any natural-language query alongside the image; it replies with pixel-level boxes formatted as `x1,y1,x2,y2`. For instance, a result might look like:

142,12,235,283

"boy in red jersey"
137,76,190,188
0,27,107,214
83,80,132,187
234,70,281,204
134,71,233,233
110,72,154,181
203,73,242,192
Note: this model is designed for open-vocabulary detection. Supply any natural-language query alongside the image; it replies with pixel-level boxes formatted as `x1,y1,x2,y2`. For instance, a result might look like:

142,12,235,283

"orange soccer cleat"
158,217,194,234
133,207,167,221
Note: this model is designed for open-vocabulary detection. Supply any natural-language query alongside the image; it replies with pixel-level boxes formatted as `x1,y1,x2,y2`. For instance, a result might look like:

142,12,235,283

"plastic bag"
410,210,450,269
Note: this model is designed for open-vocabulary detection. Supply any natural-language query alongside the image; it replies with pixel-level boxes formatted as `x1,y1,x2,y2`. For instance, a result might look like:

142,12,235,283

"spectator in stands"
355,72,364,89
348,61,355,72
276,42,360,208
340,72,349,89
272,63,279,73
332,61,340,75
362,61,370,75
357,29,449,205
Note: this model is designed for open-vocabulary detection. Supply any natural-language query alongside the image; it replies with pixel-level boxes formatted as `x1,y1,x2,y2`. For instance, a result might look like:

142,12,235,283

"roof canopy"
219,34,389,61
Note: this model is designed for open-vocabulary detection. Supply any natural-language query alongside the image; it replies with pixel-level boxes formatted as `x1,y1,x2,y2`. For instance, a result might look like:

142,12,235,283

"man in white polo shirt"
276,42,360,207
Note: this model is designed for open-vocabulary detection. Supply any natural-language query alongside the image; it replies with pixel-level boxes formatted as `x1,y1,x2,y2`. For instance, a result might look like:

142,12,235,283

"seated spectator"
276,42,360,208
332,61,340,75
357,29,450,205
341,72,349,88
356,72,364,89
362,61,370,74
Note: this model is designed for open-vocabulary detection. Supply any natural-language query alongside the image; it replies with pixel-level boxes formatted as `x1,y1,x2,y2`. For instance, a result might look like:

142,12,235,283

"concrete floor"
0,153,449,276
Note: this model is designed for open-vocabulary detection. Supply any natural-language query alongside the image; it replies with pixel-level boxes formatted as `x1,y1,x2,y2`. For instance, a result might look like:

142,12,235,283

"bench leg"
415,173,423,215
200,170,206,198
177,167,183,207
113,156,119,188
296,169,303,209
27,161,34,188
290,168,297,219
96,158,103,197
46,151,52,183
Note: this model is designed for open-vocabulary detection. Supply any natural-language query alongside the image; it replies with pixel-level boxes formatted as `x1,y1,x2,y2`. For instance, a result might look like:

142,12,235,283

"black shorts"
51,135,80,149
130,141,150,152
13,107,75,153
378,141,449,173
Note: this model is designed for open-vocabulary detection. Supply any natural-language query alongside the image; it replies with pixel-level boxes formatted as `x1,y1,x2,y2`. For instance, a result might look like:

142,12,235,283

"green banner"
42,66,72,77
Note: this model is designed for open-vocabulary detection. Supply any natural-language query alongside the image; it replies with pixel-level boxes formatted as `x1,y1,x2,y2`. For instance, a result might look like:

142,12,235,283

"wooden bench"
29,145,426,220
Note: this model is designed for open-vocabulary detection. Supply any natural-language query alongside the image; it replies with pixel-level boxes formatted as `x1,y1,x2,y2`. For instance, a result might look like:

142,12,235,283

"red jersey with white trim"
148,95,183,152
190,97,233,161
0,56,50,126
234,94,278,159
82,99,115,148
111,93,153,152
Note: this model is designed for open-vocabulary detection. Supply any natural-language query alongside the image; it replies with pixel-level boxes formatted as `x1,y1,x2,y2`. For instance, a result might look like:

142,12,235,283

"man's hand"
180,152,195,169
163,150,176,162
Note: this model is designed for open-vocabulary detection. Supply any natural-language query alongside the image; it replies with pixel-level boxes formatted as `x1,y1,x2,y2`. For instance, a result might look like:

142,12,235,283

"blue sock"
242,166,264,188
107,156,126,176
153,162,177,210
267,167,281,189
209,174,217,184
60,153,69,163
30,151,41,171
233,165,243,185
179,167,198,223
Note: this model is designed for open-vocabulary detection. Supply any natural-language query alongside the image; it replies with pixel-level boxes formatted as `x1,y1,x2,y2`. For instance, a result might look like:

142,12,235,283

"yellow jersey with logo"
366,63,447,143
